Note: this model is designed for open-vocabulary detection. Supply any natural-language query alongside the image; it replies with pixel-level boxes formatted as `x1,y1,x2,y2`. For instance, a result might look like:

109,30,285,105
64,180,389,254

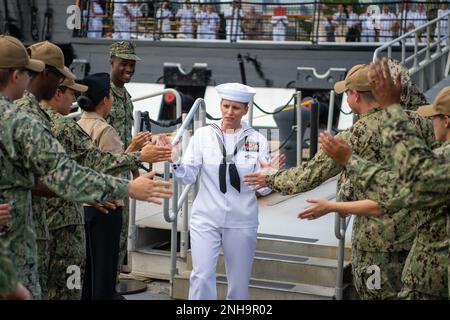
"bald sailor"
161,83,280,300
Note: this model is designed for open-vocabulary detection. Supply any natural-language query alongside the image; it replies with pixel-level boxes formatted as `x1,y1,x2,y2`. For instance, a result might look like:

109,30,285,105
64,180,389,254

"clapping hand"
319,132,352,166
368,58,402,108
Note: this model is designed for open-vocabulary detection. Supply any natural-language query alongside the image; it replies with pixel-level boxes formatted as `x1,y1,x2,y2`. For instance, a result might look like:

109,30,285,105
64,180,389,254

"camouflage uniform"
346,148,448,299
107,41,141,273
265,68,435,299
0,239,17,297
14,91,54,298
346,105,450,298
44,108,141,299
0,94,129,299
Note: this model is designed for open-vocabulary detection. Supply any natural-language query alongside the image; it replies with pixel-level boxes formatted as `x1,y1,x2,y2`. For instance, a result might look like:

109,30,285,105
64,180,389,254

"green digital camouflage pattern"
346,155,448,298
0,94,129,299
14,91,53,130
47,225,85,300
346,105,450,298
346,107,449,207
266,108,435,253
14,91,55,298
44,107,139,230
44,107,140,297
109,41,141,61
337,109,436,299
352,249,409,300
107,82,134,148
0,239,17,297
14,91,52,285
381,105,450,197
398,287,446,300
44,107,140,298
386,58,428,112
118,197,129,276
264,101,435,299
107,84,134,274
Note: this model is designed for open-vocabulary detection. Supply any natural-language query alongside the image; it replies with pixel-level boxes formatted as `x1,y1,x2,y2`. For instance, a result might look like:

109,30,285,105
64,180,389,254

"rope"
206,112,221,121
252,94,296,115
340,107,353,115
270,127,296,154
147,116,182,127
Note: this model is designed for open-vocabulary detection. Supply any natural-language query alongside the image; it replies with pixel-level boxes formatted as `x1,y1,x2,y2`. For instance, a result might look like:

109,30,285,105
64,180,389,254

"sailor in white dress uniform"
170,83,272,300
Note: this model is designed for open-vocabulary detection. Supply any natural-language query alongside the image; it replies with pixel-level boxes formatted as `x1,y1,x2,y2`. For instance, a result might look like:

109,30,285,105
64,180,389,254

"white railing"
373,12,450,92
128,88,182,259
65,88,182,120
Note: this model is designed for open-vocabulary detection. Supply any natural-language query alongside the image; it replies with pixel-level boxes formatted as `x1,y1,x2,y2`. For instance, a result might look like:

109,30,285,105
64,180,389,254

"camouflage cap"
109,41,141,61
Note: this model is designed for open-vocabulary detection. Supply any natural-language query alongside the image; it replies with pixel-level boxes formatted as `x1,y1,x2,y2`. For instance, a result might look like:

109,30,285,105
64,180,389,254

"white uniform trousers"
189,224,257,300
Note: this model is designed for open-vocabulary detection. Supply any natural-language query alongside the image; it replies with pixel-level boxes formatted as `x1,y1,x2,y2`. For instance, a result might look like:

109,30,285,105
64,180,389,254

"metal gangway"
64,77,350,298
126,86,350,299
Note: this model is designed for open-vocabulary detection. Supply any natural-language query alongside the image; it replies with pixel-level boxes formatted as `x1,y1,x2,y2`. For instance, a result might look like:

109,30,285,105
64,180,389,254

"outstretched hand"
297,198,333,220
128,171,173,204
87,201,119,215
155,134,181,163
140,140,173,163
368,58,402,108
319,132,352,166
243,154,286,190
298,198,349,220
126,131,151,153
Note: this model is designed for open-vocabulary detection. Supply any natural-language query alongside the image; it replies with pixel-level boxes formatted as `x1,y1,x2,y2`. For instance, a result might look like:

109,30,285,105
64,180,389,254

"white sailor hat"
215,83,256,104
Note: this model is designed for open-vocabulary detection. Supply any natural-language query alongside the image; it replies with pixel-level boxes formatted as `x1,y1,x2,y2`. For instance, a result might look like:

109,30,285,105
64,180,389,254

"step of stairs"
173,271,336,300
256,233,351,260
130,247,188,280
186,250,350,288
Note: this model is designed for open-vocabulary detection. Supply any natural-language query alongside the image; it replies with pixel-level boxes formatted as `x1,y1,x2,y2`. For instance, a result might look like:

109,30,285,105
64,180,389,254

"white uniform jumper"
360,13,375,42
156,8,172,36
206,12,220,40
87,1,104,38
172,122,271,300
196,10,209,40
176,8,195,39
271,15,288,42
379,12,396,42
224,7,245,41
436,8,449,43
112,3,130,40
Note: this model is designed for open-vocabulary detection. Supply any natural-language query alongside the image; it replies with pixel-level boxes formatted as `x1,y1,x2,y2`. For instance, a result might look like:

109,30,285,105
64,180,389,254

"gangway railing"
164,98,207,294
64,88,182,121
334,213,352,300
129,89,182,262
373,12,450,92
